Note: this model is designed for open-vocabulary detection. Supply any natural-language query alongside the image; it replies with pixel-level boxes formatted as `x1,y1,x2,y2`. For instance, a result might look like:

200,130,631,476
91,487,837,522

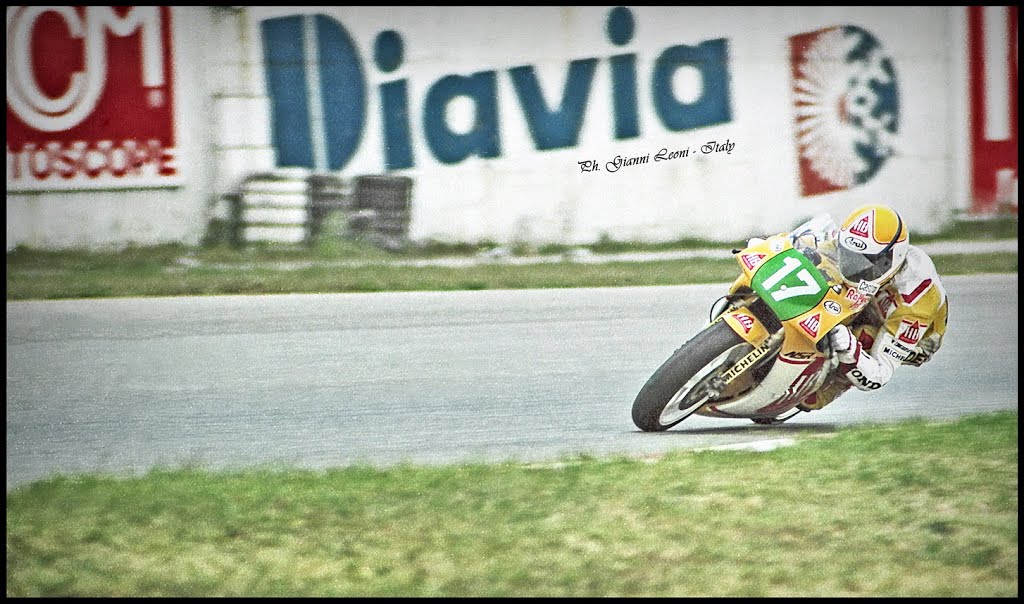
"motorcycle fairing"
701,236,863,418
720,308,770,347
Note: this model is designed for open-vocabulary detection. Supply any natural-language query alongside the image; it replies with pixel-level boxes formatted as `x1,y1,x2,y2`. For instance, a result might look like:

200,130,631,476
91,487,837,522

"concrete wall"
5,6,1017,250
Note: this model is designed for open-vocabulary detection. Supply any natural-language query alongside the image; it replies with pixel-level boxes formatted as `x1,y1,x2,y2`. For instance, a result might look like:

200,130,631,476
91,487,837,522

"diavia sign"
6,6,180,191
260,7,734,172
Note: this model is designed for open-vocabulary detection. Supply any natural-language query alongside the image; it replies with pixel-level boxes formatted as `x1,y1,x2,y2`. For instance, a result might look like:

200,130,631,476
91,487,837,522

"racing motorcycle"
631,232,877,431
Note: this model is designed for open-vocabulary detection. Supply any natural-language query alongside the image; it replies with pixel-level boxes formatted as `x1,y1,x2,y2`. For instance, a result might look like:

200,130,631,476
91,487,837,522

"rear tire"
631,320,749,432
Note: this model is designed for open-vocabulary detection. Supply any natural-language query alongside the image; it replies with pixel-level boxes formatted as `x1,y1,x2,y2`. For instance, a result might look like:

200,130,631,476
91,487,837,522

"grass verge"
7,215,1016,300
6,411,1017,597
4,252,1017,301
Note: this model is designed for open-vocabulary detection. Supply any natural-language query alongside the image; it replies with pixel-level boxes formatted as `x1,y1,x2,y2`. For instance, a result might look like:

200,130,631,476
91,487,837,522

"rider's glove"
831,326,896,391
747,237,766,248
828,325,861,365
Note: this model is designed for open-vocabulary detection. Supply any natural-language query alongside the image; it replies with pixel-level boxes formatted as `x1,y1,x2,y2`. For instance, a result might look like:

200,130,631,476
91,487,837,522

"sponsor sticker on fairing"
741,253,766,271
798,313,821,338
845,288,870,311
857,280,880,296
781,350,816,361
730,312,755,334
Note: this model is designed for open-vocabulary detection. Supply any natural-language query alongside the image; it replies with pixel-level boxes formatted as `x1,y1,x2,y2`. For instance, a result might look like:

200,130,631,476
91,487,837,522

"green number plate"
750,249,828,321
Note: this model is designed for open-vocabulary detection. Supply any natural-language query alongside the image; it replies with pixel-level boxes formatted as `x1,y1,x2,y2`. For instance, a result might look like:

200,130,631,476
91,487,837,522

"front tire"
631,320,749,432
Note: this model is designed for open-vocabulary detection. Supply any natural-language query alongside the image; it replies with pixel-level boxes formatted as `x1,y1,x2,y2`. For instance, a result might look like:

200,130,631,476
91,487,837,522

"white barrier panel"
6,6,1014,250
242,225,307,244
250,6,973,243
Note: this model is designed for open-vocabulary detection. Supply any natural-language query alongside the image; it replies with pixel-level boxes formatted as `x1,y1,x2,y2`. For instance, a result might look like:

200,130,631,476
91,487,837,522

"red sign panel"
6,6,179,190
966,5,1018,214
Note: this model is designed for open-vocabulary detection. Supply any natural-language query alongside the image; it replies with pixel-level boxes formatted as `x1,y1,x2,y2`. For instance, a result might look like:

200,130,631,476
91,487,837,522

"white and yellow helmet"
837,204,909,288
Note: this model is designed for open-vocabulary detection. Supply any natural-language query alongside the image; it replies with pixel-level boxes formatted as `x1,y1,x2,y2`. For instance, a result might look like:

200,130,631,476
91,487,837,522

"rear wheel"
631,320,751,432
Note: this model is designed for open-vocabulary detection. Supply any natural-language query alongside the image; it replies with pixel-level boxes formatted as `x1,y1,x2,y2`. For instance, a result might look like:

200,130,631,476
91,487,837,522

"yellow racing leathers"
799,244,949,410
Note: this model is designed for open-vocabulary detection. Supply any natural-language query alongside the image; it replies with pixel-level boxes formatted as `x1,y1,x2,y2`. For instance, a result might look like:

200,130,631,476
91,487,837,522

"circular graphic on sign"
793,26,900,188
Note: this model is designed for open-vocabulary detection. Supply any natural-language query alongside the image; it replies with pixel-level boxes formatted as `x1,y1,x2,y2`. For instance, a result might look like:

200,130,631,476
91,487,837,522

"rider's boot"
797,374,854,412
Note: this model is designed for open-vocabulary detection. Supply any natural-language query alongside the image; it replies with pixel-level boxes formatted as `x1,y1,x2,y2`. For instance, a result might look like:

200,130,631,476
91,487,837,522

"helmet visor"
838,244,894,284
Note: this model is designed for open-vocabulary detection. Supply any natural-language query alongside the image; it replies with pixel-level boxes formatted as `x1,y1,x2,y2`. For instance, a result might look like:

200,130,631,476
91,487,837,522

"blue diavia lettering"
376,30,414,170
653,39,732,131
607,6,639,139
509,59,598,151
262,8,734,171
424,72,502,164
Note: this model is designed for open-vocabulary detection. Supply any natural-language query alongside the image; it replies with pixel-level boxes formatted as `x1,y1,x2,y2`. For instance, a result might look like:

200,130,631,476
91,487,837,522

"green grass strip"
6,411,1017,597
5,252,1017,301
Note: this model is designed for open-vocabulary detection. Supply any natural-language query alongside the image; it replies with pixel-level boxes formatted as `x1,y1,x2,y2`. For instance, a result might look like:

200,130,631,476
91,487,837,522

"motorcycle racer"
750,204,949,411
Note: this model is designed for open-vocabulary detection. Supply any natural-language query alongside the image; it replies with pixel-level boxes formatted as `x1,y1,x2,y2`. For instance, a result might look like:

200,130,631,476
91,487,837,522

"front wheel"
632,320,750,432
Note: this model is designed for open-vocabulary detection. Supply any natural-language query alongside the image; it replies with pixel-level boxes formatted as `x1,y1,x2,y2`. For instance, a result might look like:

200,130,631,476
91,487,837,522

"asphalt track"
6,273,1018,490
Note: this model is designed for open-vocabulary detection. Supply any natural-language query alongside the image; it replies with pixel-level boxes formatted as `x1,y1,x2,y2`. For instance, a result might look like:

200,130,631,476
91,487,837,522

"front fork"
703,330,784,400
700,296,781,401
708,294,839,407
